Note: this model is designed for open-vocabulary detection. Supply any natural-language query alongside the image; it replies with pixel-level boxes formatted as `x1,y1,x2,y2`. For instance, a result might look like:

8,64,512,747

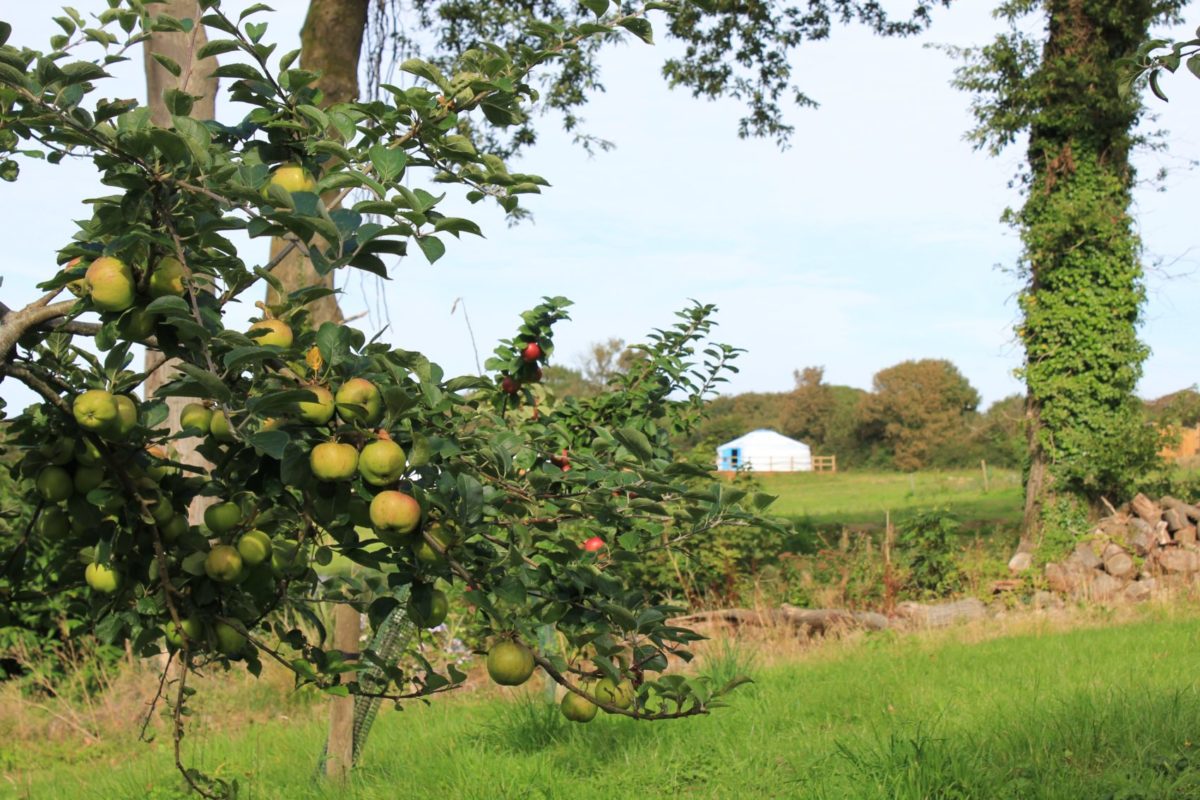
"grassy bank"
10,607,1200,799
746,467,1023,530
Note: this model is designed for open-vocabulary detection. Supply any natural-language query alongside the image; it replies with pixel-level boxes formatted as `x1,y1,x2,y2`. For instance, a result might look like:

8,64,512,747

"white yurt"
715,429,812,472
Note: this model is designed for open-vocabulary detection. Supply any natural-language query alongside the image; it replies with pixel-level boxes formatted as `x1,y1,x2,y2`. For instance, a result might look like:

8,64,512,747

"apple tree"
0,2,777,794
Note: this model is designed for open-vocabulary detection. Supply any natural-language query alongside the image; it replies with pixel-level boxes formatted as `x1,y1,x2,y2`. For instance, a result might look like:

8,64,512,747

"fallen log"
671,606,890,637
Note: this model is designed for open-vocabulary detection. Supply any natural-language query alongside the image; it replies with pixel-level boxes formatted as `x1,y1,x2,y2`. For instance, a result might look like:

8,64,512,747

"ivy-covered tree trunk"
1014,0,1170,551
142,0,219,524
952,0,1184,555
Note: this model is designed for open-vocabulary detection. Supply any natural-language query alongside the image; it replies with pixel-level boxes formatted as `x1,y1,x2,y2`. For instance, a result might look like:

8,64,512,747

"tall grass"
11,606,1200,799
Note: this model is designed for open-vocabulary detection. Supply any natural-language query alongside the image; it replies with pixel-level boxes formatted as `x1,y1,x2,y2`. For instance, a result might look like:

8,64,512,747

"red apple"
521,341,542,362
581,536,605,553
501,376,520,395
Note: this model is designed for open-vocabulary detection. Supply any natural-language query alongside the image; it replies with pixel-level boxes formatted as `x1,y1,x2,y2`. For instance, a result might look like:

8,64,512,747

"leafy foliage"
0,3,781,793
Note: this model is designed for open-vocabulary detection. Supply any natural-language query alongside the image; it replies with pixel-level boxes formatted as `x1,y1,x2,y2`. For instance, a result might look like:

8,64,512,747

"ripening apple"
204,544,244,583
204,502,243,535
521,341,542,362
248,319,294,349
310,440,359,481
85,256,135,312
36,466,74,502
335,378,383,426
369,490,421,540
148,256,187,297
73,389,120,433
358,436,406,486
85,562,122,593
180,403,212,435
581,536,605,553
297,385,336,425
268,165,316,194
500,376,520,395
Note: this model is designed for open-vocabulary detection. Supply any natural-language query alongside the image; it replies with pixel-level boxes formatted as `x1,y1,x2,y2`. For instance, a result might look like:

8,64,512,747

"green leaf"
196,39,241,60
618,18,653,44
212,62,264,81
151,52,181,77
0,22,11,46
174,363,232,404
614,426,654,462
416,235,445,264
246,430,289,459
580,0,609,16
368,145,407,184
399,58,450,90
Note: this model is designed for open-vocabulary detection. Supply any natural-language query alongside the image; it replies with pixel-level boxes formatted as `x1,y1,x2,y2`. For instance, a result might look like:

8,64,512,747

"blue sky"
4,1,1200,413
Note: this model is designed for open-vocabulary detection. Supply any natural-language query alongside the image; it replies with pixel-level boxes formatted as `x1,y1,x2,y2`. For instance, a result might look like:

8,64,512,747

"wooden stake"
325,602,360,782
980,459,989,494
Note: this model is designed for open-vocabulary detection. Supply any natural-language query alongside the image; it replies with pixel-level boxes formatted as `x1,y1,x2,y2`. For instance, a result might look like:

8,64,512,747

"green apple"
214,621,248,656
73,465,106,495
412,525,453,565
487,640,536,686
108,395,138,439
358,437,406,486
297,385,336,425
164,615,203,649
85,562,122,593
335,378,383,426
85,256,135,312
180,403,212,435
561,690,598,723
237,530,272,567
161,514,189,542
118,308,158,341
591,677,635,710
406,587,448,629
204,544,244,583
40,439,75,466
204,502,243,535
75,438,103,466
73,389,120,433
148,256,187,297
209,410,235,442
36,466,74,502
36,507,71,540
310,441,358,481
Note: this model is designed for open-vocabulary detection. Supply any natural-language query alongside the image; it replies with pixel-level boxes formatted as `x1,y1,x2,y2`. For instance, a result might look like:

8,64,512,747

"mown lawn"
12,609,1200,799
747,467,1024,530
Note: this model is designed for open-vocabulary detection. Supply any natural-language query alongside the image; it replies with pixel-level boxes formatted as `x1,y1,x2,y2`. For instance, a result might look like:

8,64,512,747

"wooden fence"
812,455,836,473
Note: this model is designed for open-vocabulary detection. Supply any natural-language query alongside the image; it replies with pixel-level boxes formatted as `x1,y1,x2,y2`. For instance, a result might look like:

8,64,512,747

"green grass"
11,610,1200,799
747,468,1024,530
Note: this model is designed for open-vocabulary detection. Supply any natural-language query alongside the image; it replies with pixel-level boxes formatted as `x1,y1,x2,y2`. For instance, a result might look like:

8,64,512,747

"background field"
745,467,1024,530
9,607,1200,799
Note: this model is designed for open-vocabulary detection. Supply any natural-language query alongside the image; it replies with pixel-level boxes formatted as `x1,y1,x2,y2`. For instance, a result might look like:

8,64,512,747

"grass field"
744,467,1024,530
10,607,1200,799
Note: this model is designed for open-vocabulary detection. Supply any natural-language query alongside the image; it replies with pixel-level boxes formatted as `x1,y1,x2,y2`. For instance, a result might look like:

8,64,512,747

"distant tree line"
547,347,1198,473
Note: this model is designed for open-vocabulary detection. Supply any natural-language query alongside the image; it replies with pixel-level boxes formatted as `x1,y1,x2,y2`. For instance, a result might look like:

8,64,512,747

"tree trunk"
142,0,219,524
266,0,370,325
284,0,370,779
